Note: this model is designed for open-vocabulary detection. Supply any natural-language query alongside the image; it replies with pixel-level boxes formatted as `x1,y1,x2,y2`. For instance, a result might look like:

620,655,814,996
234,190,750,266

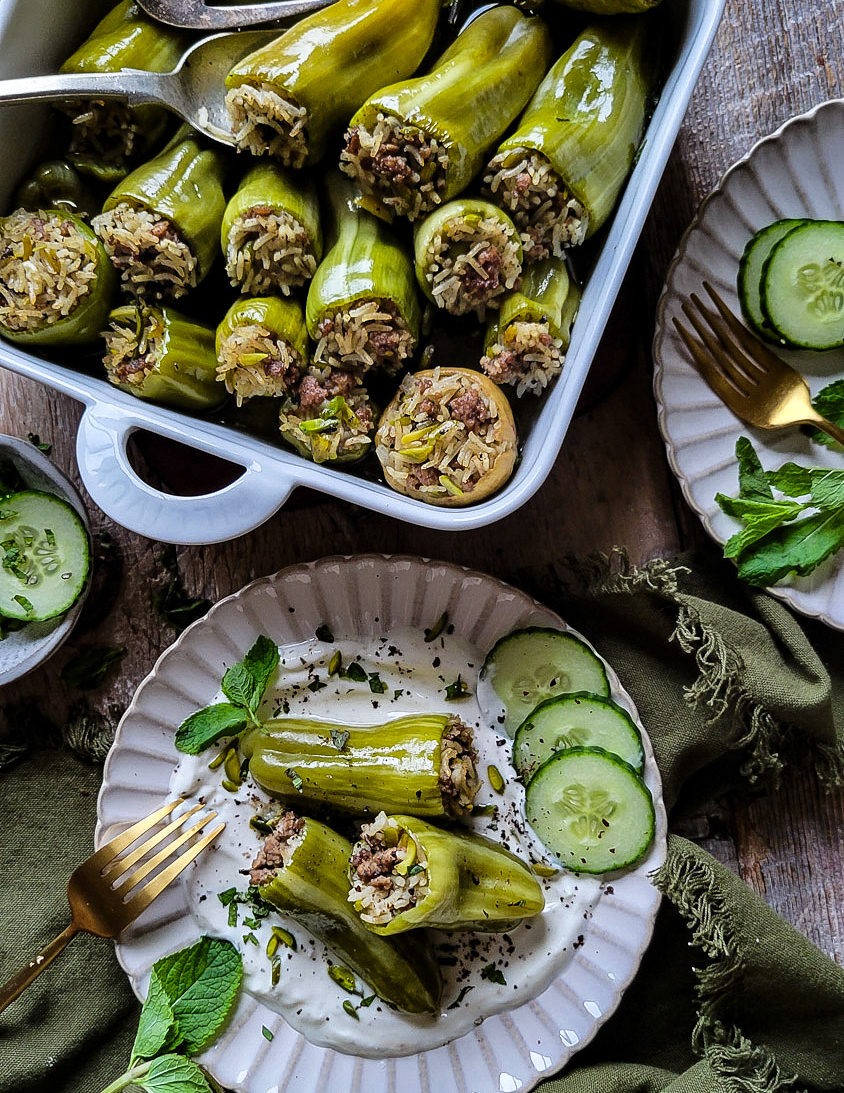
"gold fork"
672,282,844,446
0,799,224,1014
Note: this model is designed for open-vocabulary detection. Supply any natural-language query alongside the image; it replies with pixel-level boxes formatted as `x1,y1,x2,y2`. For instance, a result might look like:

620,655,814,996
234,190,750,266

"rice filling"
484,149,588,263
225,207,317,295
63,100,143,175
421,216,521,317
348,812,430,926
481,320,564,397
440,715,480,816
340,113,449,221
314,297,414,375
0,208,97,332
280,367,374,463
226,83,309,167
103,305,165,386
217,322,303,405
250,810,306,887
92,202,197,298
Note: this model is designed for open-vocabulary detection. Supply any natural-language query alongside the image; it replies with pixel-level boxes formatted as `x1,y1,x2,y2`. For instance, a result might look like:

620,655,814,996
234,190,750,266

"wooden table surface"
1,0,841,967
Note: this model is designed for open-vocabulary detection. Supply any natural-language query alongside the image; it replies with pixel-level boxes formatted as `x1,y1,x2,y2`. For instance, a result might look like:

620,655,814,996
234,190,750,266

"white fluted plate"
654,98,844,630
97,555,666,1093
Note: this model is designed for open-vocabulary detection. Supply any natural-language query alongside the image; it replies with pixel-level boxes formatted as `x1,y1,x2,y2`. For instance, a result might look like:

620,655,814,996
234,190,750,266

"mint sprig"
175,636,279,755
100,937,242,1093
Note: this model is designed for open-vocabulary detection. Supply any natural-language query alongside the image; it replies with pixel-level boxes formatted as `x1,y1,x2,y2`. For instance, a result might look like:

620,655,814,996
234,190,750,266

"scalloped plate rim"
97,554,666,1093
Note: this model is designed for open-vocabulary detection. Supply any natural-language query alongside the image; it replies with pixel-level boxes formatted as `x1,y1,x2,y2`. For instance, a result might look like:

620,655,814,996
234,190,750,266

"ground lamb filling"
376,368,507,500
481,320,564,397
250,811,305,887
348,812,430,927
225,208,317,295
314,297,415,376
484,150,588,263
439,715,480,816
340,113,450,221
64,100,142,175
422,216,522,318
280,367,375,464
92,203,197,299
226,83,309,167
217,322,303,405
0,209,97,332
103,306,165,387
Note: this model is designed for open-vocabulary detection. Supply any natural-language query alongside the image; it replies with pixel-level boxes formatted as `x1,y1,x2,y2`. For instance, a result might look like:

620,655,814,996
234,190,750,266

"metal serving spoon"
0,30,279,148
136,0,331,29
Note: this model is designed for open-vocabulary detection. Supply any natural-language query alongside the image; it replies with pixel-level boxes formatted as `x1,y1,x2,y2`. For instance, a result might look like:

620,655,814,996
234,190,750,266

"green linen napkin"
1,549,842,1093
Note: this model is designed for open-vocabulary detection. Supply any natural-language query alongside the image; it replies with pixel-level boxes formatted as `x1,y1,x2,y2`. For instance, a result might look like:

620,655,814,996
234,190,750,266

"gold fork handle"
812,416,844,447
0,922,80,1015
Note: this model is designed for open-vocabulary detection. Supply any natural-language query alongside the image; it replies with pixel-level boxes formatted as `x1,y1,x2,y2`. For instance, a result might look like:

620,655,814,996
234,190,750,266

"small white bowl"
0,435,91,686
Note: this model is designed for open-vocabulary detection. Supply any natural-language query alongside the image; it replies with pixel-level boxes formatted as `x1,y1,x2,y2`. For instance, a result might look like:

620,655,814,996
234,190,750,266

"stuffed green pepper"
484,20,656,262
348,812,544,934
222,163,322,296
0,207,116,347
93,135,228,299
103,302,224,411
376,368,518,506
550,0,662,11
242,713,479,817
414,199,522,318
225,0,440,167
14,161,93,218
251,811,442,1014
216,296,306,406
341,7,552,221
481,258,581,396
306,173,420,376
59,0,187,182
279,370,375,465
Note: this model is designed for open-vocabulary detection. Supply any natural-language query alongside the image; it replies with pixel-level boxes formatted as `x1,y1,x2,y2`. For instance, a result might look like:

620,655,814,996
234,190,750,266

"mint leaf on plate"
736,435,774,501
221,635,279,715
736,509,844,586
810,378,844,447
136,1054,213,1093
175,704,249,755
132,976,180,1062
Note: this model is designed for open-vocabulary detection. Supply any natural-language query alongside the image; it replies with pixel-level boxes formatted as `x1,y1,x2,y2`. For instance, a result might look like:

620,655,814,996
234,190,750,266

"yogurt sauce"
170,625,602,1058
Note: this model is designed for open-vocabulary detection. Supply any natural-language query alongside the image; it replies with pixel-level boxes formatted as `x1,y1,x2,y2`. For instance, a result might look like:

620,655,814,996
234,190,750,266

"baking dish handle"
75,404,291,545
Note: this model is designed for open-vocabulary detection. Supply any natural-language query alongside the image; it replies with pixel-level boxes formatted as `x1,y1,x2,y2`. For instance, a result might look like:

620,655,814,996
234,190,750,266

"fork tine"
702,281,794,376
673,317,751,405
112,811,218,897
122,823,226,920
86,799,183,871
679,300,754,396
101,803,204,878
684,294,760,391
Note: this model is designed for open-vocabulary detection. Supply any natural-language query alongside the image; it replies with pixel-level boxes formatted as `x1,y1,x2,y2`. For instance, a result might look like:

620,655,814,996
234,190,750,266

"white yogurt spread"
170,625,602,1058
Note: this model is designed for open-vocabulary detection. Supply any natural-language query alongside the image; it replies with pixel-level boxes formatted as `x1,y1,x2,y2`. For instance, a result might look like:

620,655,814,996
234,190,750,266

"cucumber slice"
480,627,610,735
513,692,644,781
761,220,844,349
738,218,807,338
525,747,655,875
0,491,90,621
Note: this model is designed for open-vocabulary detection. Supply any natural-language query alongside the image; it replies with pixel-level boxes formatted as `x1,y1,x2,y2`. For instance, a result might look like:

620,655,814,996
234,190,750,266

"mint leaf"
736,510,844,586
221,636,279,715
765,463,813,497
132,976,180,1062
808,469,844,510
810,378,844,447
137,1054,213,1093
146,937,242,1055
735,436,773,501
61,646,125,690
480,963,506,985
717,495,806,559
175,703,248,755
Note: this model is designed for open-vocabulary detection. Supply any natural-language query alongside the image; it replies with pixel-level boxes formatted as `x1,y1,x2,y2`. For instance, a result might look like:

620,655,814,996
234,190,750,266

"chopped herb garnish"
243,916,260,930
218,887,238,906
61,645,126,690
316,624,334,643
481,964,506,985
152,544,211,632
343,1000,360,1020
286,767,304,792
406,863,425,876
359,994,376,1008
242,932,259,946
444,674,471,700
27,432,51,454
448,985,475,1009
308,678,327,692
329,729,350,751
262,1025,274,1041
368,672,387,694
424,612,448,642
393,689,404,700
12,593,34,615
44,528,56,547
228,902,238,928
327,964,357,993
343,661,367,683
271,956,281,986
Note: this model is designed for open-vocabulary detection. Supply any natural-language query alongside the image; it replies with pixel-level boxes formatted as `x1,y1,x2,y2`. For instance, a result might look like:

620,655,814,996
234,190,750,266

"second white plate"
654,98,844,631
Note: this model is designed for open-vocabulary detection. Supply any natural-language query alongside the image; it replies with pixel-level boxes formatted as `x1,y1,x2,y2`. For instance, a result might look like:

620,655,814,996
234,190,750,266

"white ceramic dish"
0,0,726,545
653,99,844,631
0,434,90,685
97,554,666,1093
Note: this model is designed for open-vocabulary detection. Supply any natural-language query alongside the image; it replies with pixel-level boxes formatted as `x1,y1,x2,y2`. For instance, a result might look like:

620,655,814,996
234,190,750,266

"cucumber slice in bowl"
513,692,644,782
525,747,655,875
0,491,90,621
761,220,844,349
479,627,610,735
738,218,807,339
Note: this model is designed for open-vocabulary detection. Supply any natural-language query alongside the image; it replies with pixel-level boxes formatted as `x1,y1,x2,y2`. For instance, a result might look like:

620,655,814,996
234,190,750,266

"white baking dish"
0,0,725,545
